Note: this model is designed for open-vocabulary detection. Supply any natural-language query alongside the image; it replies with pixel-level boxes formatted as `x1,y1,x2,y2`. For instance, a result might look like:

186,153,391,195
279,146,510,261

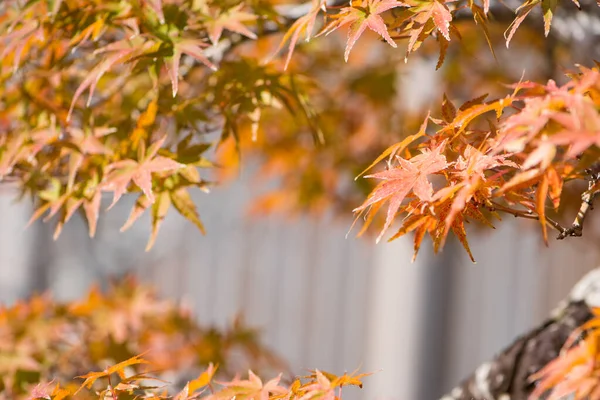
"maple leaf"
63,126,114,190
120,193,153,233
67,127,114,154
434,201,478,262
147,0,165,24
536,171,550,244
215,370,288,400
541,0,558,36
453,145,517,180
298,369,337,400
355,141,448,242
436,34,449,70
355,114,429,179
75,354,150,394
188,363,218,393
170,187,206,235
271,0,326,70
470,3,497,60
504,0,541,47
442,95,512,137
497,168,543,195
101,136,184,208
402,0,453,57
0,125,59,176
322,0,408,62
67,40,144,121
0,20,41,74
28,380,55,400
439,145,517,241
546,165,564,210
521,137,557,170
388,211,437,261
550,110,600,159
146,191,171,251
428,0,452,41
83,189,102,238
307,369,374,389
168,38,218,97
204,4,257,45
26,179,105,242
30,382,69,400
493,84,565,153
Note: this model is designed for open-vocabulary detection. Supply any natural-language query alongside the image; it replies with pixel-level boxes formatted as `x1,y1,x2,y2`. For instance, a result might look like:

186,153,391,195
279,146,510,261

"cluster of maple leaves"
350,66,600,399
354,66,600,263
1,0,584,248
0,279,369,400
0,277,286,399
31,358,369,399
0,0,319,249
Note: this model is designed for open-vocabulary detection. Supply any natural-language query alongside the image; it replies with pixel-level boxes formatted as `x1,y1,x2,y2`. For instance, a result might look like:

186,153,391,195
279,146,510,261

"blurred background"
1,169,600,400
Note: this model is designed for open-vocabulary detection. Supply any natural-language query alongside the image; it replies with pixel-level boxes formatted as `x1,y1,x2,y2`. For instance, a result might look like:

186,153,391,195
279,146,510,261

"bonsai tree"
2,0,600,398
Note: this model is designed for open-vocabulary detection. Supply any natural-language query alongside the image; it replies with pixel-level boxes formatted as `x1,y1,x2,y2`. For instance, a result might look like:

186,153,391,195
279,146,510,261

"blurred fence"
0,176,599,400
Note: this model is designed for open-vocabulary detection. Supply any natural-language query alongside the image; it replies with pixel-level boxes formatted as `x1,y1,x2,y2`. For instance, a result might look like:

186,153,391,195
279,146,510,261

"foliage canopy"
3,0,600,398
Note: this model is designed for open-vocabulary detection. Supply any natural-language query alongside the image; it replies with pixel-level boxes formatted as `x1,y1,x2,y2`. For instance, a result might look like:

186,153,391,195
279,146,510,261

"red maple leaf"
354,141,448,242
322,0,407,62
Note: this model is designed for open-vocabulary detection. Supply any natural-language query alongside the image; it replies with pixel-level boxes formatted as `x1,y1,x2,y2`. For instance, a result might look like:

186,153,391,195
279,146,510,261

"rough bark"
440,268,600,400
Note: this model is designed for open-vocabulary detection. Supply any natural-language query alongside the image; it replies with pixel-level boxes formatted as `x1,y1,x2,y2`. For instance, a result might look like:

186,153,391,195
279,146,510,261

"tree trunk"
440,268,600,400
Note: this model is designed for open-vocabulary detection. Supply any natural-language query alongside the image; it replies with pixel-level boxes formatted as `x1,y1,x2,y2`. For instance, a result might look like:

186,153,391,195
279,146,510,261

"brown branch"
557,164,600,240
488,201,567,234
439,282,596,400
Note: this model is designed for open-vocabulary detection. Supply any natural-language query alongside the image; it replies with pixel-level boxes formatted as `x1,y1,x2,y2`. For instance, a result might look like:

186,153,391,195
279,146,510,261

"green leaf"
146,191,171,251
121,194,153,233
541,0,558,36
170,188,206,234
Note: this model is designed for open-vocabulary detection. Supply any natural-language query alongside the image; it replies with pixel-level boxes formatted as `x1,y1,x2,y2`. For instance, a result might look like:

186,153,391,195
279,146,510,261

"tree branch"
440,267,600,400
488,201,567,235
557,163,600,240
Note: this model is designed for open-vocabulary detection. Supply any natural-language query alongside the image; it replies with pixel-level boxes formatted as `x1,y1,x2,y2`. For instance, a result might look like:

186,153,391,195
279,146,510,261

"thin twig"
488,201,567,234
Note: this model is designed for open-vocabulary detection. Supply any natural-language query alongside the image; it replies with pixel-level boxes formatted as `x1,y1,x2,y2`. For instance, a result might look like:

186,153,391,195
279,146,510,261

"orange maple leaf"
167,38,218,97
403,0,453,56
75,354,150,395
298,369,337,400
101,136,184,208
354,141,448,242
271,0,326,70
441,145,516,236
67,39,145,121
214,370,288,400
